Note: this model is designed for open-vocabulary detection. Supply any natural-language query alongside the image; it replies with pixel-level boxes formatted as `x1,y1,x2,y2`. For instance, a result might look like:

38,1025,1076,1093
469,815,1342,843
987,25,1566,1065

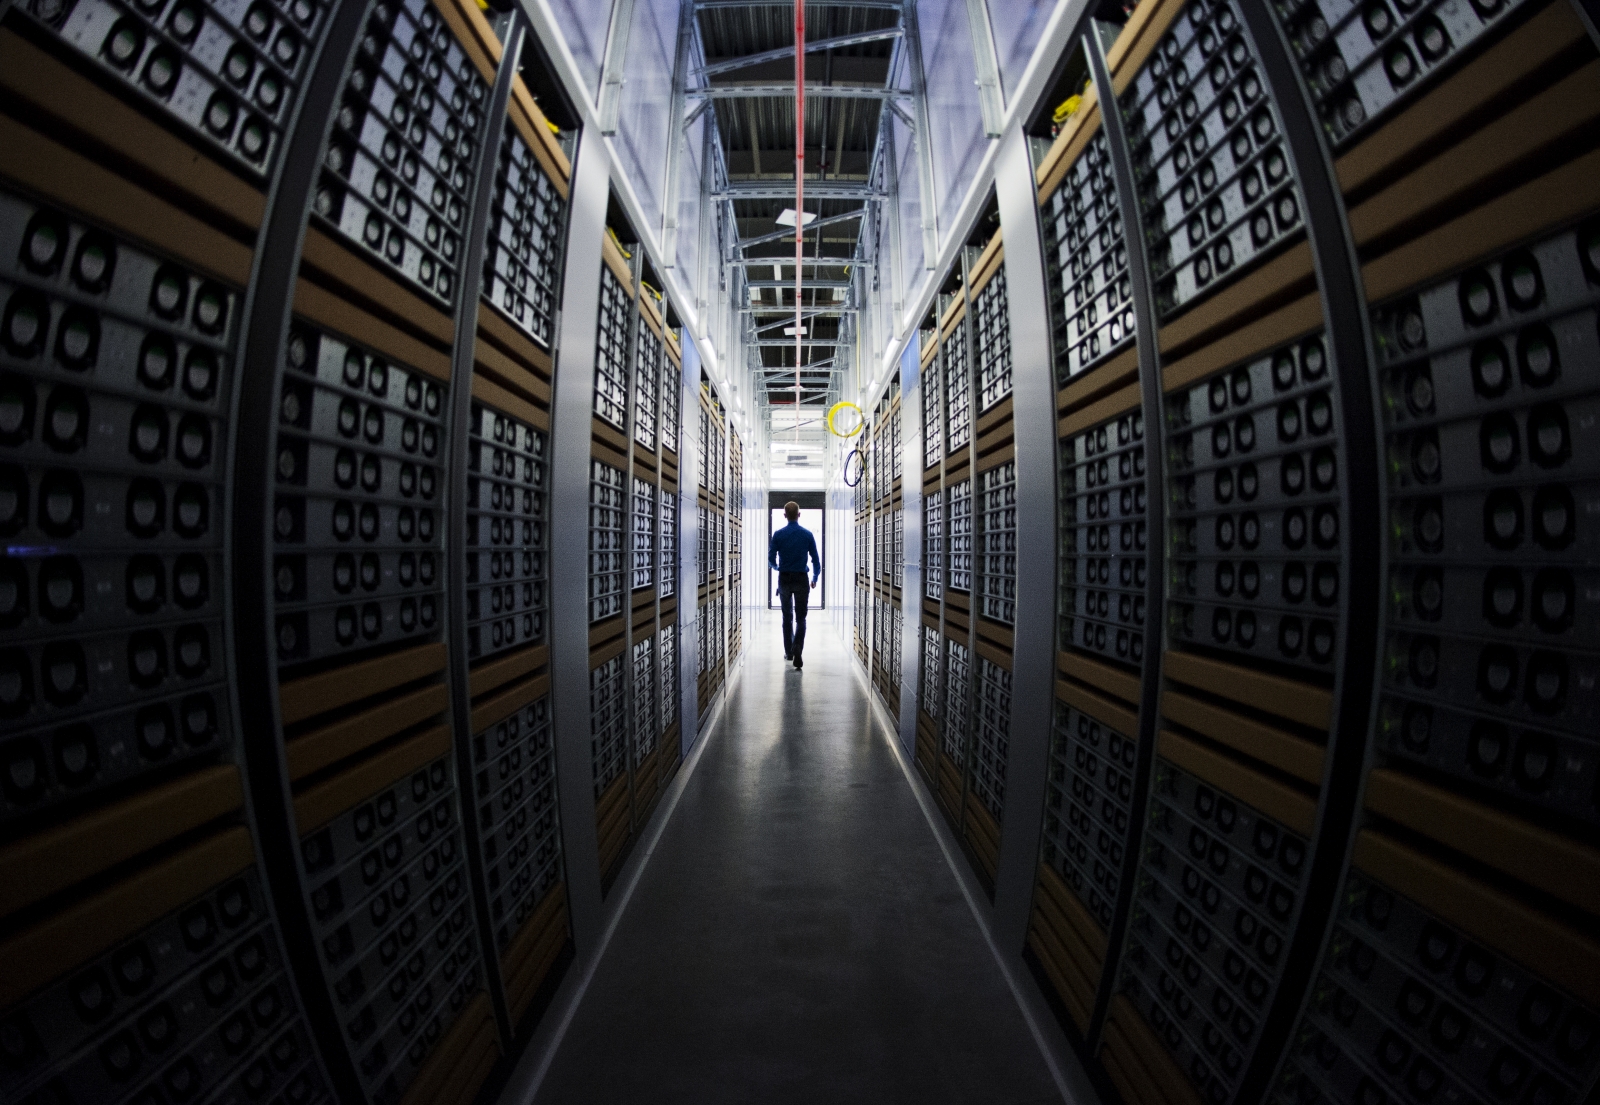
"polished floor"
532,610,1063,1104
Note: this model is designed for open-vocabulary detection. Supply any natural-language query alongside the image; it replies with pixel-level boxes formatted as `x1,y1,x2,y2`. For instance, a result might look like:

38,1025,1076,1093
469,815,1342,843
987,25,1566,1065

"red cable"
794,0,804,444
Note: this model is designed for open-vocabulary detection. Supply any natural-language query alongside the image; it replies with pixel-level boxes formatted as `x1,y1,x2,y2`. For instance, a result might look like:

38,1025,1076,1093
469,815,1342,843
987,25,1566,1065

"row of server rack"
910,224,1019,897
695,378,740,729
583,229,692,895
846,3,1600,1105
855,380,904,723
0,0,734,1101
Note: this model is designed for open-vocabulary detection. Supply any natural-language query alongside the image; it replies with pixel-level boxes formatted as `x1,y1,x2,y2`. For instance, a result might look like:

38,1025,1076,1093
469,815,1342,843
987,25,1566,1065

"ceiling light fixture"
775,208,816,227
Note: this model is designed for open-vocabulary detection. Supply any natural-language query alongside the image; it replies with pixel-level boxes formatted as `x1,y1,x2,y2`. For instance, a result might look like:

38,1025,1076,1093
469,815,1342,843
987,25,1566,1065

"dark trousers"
777,571,810,658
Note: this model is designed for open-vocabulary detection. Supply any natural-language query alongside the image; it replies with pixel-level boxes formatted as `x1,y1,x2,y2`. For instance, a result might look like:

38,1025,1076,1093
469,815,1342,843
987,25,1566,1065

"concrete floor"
533,610,1063,1104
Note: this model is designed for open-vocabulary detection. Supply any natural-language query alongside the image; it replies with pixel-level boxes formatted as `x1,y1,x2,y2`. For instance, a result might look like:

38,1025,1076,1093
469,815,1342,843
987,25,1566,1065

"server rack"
853,453,870,666
245,2,578,1097
906,225,1017,897
1,0,338,1098
405,71,574,1042
727,426,742,664
1262,4,1600,1105
694,376,728,722
864,383,904,716
0,173,333,1105
1004,6,1600,1105
585,230,683,894
914,322,945,781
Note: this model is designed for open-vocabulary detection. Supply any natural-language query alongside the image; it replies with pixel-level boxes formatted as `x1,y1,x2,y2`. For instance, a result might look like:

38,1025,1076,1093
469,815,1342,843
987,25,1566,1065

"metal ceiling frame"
698,27,903,78
749,308,855,333
738,207,867,250
681,0,942,420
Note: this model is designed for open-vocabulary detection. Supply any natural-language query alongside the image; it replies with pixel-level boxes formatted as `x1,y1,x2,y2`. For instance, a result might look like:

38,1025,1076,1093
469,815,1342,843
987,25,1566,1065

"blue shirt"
769,521,821,583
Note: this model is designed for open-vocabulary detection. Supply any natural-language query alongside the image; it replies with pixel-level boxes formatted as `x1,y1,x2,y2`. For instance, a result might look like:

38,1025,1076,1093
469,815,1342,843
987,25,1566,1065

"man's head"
784,501,800,521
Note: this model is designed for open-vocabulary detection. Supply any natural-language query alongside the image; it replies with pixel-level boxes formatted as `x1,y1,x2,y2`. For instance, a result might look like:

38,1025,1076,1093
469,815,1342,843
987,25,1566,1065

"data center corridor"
6,0,1600,1101
531,611,1062,1104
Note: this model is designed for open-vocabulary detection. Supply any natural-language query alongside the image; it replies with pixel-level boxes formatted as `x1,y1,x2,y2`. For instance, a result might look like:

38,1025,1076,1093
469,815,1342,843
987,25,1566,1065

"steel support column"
661,0,698,263
1231,2,1385,1100
696,118,715,324
964,0,1005,137
987,113,1066,962
598,0,638,133
882,122,905,329
547,124,611,956
1082,25,1170,1044
899,2,939,266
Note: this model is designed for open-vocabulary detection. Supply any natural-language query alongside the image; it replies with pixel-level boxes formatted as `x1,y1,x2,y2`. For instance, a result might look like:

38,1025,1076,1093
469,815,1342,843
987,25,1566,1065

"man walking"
768,501,821,669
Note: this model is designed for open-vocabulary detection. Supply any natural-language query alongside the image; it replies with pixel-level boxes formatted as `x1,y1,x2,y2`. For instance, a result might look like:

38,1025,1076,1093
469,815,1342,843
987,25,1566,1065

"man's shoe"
785,651,792,661
794,655,803,670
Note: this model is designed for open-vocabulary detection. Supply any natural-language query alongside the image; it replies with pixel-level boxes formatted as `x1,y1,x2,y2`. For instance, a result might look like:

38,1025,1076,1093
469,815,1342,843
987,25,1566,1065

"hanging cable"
794,0,805,446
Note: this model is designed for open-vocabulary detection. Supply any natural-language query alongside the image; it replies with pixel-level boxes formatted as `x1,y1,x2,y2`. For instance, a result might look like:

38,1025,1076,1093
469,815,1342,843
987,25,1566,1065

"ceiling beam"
741,307,854,314
715,181,884,200
699,28,903,78
751,308,848,333
762,359,837,370
689,84,910,101
695,0,901,8
726,257,857,268
744,279,851,288
738,208,866,250
683,97,711,129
